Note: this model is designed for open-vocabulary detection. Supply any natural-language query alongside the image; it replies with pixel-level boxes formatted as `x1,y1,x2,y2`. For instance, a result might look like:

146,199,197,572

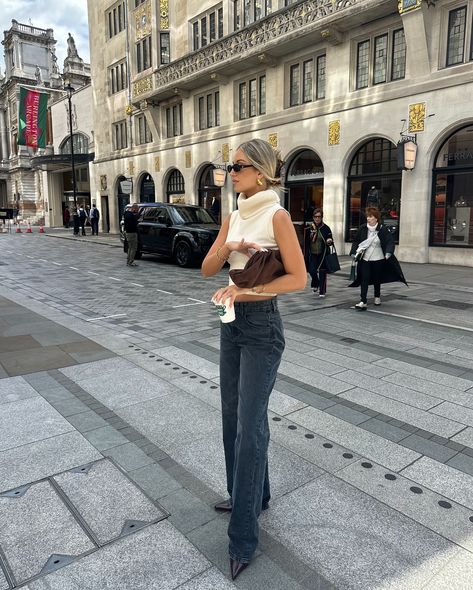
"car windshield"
171,206,216,224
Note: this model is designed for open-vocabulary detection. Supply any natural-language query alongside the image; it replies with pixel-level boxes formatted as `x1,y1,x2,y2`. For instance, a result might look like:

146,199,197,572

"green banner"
18,87,48,149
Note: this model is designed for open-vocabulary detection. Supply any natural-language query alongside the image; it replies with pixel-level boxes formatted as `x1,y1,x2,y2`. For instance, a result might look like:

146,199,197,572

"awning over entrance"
31,153,95,171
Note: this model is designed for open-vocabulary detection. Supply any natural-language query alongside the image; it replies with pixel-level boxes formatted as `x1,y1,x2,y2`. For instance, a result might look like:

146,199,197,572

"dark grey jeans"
219,299,285,563
125,232,138,265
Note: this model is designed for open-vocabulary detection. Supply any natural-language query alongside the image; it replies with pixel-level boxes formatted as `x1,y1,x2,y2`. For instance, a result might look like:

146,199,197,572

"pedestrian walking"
124,203,139,266
303,208,333,298
72,207,80,235
89,204,100,235
349,207,407,310
78,206,87,236
63,206,70,228
201,139,306,580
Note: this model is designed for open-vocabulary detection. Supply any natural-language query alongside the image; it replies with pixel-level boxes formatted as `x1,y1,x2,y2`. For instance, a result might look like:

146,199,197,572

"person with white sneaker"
349,207,406,310
303,208,333,298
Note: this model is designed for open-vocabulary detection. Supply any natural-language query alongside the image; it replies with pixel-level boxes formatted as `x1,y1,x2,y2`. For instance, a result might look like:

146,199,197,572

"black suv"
120,202,220,267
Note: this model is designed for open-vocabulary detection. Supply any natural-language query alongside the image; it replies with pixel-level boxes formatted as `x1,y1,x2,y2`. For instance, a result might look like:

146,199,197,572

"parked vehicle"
120,202,220,267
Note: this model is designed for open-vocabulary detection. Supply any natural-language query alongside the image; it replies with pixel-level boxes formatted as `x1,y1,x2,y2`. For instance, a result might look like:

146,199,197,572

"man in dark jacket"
124,203,139,267
78,206,87,236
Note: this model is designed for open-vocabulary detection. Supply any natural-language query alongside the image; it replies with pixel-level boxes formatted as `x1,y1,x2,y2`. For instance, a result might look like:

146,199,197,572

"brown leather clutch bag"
229,249,285,288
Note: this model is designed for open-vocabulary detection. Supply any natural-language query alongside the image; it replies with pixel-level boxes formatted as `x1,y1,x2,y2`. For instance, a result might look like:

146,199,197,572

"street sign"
120,180,133,194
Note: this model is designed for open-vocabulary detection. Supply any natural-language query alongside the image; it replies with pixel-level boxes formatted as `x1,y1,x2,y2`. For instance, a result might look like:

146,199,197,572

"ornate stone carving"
135,1,152,41
155,0,357,93
128,161,135,176
155,156,161,172
328,120,340,145
160,0,169,30
268,133,278,148
185,151,192,168
222,143,230,163
133,75,153,98
100,175,107,190
409,102,426,133
398,0,422,14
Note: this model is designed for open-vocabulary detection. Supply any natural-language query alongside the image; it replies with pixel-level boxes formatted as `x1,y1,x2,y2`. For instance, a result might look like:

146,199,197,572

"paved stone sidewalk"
1,232,473,589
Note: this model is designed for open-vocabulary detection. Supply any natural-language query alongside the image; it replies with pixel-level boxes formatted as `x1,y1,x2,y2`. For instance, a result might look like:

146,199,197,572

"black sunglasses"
226,163,254,173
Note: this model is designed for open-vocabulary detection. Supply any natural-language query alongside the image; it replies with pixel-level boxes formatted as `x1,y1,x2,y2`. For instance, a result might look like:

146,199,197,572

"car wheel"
174,240,193,267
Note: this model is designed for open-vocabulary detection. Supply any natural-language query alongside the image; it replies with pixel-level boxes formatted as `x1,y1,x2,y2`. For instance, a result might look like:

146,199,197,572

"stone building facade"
0,20,91,224
87,0,473,265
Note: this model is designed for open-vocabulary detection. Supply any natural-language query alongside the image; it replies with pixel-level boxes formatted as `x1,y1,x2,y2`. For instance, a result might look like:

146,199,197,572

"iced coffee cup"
212,296,235,323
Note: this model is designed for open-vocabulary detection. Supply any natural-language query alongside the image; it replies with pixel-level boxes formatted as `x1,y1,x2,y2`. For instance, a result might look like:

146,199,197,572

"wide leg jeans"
219,299,285,563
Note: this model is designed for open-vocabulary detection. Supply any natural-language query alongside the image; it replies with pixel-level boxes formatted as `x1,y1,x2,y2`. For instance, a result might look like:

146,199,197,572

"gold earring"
256,178,264,186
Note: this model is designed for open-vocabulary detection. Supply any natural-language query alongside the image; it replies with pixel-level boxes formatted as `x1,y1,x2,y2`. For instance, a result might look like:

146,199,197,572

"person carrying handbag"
303,208,333,298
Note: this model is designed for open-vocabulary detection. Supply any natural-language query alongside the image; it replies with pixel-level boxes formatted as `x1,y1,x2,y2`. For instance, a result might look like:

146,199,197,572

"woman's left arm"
255,210,307,294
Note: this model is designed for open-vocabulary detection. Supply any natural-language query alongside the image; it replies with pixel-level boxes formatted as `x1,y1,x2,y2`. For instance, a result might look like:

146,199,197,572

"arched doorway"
431,125,473,247
166,169,185,203
346,138,401,242
116,175,130,225
139,173,155,202
198,165,221,223
284,149,324,223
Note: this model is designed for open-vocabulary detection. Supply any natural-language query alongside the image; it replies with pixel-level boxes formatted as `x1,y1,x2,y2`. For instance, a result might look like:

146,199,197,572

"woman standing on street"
303,208,333,298
201,139,306,580
349,207,407,310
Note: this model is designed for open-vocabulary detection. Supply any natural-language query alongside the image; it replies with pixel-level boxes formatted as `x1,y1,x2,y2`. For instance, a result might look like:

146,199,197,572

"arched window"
166,169,185,202
285,149,324,223
431,125,473,247
139,173,155,202
60,133,89,155
346,138,401,242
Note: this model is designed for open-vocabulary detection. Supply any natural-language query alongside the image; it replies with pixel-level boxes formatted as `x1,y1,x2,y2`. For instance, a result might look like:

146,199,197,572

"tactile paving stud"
323,443,333,449
288,425,297,430
438,500,452,509
385,473,397,481
272,417,281,422
119,519,149,537
343,453,354,459
361,462,373,468
410,486,423,494
305,434,314,439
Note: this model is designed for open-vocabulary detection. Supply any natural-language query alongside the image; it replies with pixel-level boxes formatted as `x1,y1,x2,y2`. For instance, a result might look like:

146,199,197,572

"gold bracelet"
216,245,229,262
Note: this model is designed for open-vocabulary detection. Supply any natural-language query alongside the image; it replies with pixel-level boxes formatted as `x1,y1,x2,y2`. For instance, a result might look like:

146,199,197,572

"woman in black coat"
349,207,406,310
303,208,333,298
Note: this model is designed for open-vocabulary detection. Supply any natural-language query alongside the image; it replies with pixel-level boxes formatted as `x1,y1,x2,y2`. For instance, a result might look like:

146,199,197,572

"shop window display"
432,125,473,247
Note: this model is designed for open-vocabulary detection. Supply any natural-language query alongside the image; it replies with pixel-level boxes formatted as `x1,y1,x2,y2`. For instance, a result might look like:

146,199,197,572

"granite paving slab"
0,397,74,452
169,430,323,500
337,459,473,552
335,371,440,410
0,346,77,376
282,349,345,376
170,375,221,411
268,412,361,473
149,346,219,379
0,335,41,353
261,474,458,590
116,390,221,453
0,480,94,585
0,376,39,405
451,426,473,447
176,567,236,590
422,549,473,590
401,457,473,510
339,388,463,438
289,406,420,471
381,372,473,407
430,401,473,428
73,368,179,410
305,337,384,362
0,570,7,590
53,459,165,544
59,357,137,382
26,522,210,590
0,432,102,492
375,358,473,391
277,360,353,395
306,348,395,378
268,390,308,416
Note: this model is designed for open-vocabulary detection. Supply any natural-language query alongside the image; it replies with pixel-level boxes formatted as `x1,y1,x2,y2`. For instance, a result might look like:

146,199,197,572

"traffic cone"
26,223,32,233
15,223,22,233
39,224,45,234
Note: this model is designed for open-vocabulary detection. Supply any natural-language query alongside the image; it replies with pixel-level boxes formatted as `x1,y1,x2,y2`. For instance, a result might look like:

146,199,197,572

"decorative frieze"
128,161,135,176
222,143,230,163
185,151,192,168
268,133,278,148
133,75,153,98
409,102,426,133
155,156,161,172
328,120,340,145
155,0,357,92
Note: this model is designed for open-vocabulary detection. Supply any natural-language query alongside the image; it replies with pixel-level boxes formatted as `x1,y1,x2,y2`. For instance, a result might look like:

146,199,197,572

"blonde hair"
237,139,284,188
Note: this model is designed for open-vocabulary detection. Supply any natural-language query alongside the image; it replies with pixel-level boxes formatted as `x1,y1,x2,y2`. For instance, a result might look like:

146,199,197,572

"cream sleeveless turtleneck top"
226,189,285,284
